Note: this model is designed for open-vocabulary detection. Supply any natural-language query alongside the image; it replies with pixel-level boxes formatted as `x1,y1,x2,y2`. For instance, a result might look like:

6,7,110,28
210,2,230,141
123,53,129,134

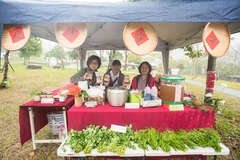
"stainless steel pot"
107,86,128,106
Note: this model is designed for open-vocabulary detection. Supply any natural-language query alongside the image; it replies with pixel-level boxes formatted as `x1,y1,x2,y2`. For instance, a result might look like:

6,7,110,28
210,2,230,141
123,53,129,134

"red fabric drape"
67,103,215,132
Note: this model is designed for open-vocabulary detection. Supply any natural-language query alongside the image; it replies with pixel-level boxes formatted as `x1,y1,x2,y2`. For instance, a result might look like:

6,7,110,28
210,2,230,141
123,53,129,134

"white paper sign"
110,124,127,133
125,103,140,109
41,98,54,104
175,85,182,102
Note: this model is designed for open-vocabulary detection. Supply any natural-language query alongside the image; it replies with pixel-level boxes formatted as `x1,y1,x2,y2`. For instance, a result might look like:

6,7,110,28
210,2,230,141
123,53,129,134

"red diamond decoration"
62,26,79,43
131,28,149,46
9,26,25,43
206,31,220,50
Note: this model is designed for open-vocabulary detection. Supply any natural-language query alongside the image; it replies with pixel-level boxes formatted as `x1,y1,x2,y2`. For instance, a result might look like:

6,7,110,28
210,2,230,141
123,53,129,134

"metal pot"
107,86,128,106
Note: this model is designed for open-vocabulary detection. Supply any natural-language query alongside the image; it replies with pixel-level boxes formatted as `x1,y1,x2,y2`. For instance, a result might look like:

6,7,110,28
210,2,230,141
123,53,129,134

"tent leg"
162,47,169,75
204,55,217,102
0,24,3,70
79,48,86,71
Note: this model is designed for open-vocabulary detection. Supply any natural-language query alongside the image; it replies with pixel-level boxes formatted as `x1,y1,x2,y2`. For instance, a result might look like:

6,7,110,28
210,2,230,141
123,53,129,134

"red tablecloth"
19,84,74,145
68,103,215,132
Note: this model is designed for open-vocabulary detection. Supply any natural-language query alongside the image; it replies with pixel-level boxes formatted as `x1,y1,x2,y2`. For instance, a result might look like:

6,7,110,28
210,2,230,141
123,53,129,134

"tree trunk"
204,55,217,102
76,59,79,71
193,59,197,78
124,50,128,71
24,57,27,65
2,50,10,82
108,50,114,70
61,59,64,69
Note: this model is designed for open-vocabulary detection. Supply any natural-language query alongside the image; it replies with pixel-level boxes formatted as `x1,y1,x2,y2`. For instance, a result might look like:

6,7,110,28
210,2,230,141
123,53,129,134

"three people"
70,57,160,90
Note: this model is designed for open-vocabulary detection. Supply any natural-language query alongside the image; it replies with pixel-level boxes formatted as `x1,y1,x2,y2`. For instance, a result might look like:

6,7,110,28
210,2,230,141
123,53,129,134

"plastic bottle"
144,86,151,101
151,86,158,100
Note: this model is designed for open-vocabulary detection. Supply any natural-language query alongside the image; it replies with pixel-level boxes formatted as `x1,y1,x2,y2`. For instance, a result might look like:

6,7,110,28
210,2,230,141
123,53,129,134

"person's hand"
103,74,110,86
84,73,92,80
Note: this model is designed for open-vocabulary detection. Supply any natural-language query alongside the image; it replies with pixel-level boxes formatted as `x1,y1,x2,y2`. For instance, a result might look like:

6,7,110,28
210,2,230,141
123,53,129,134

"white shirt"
110,70,120,87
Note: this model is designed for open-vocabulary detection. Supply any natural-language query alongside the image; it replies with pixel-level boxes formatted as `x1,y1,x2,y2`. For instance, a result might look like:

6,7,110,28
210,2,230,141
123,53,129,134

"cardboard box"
159,85,184,103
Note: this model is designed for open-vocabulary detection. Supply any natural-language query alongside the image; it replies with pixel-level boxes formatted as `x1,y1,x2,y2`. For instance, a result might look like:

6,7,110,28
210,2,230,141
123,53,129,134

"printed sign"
174,85,182,102
41,98,54,104
206,31,220,50
131,28,149,46
110,124,127,133
169,104,184,111
8,26,25,43
62,26,79,43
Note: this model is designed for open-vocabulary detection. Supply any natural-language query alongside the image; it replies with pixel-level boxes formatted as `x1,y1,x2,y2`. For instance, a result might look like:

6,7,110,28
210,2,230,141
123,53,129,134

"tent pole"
204,55,217,102
161,47,169,75
80,48,86,71
0,24,3,70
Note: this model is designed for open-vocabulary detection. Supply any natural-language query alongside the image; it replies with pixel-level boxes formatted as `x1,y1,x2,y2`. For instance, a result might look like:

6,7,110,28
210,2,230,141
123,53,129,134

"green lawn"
184,75,240,90
0,64,239,160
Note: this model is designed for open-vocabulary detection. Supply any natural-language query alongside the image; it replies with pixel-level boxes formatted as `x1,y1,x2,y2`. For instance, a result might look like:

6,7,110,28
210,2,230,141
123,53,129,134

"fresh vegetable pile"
63,125,222,155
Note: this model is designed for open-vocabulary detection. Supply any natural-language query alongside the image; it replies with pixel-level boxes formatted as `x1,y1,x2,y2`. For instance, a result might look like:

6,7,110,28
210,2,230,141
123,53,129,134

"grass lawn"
184,75,240,90
0,64,239,160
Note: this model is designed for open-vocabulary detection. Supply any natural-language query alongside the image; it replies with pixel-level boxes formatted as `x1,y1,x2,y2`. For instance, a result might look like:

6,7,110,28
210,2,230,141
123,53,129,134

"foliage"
49,45,66,69
30,90,42,96
184,45,204,59
183,96,211,112
128,53,143,65
68,49,79,60
204,97,224,112
184,45,205,78
19,35,42,64
65,125,135,155
0,79,10,88
50,45,65,61
64,126,222,155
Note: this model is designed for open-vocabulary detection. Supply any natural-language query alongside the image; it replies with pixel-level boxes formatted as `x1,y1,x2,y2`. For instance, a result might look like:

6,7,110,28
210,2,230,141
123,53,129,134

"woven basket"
202,22,230,57
47,112,64,135
1,24,31,51
55,22,87,49
123,22,158,56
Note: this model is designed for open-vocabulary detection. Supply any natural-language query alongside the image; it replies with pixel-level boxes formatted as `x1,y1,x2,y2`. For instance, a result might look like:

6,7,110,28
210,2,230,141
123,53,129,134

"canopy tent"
1,0,240,73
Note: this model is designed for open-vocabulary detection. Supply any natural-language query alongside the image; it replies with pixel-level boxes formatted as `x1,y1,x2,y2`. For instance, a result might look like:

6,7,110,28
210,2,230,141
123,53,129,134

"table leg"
28,108,36,150
214,155,217,160
63,109,68,138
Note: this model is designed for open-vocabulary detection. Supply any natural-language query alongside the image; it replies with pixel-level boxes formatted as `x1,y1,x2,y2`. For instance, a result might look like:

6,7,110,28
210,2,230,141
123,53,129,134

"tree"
184,45,205,78
50,45,66,69
107,50,124,69
0,50,10,87
19,35,42,65
68,49,79,70
128,53,143,65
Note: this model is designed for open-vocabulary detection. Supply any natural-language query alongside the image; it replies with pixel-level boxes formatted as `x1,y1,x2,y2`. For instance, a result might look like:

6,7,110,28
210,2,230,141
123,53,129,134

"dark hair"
112,60,121,66
138,61,152,75
87,55,101,69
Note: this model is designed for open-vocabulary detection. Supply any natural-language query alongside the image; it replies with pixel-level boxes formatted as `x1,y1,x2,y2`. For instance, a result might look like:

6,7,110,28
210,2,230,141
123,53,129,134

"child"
70,55,101,86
